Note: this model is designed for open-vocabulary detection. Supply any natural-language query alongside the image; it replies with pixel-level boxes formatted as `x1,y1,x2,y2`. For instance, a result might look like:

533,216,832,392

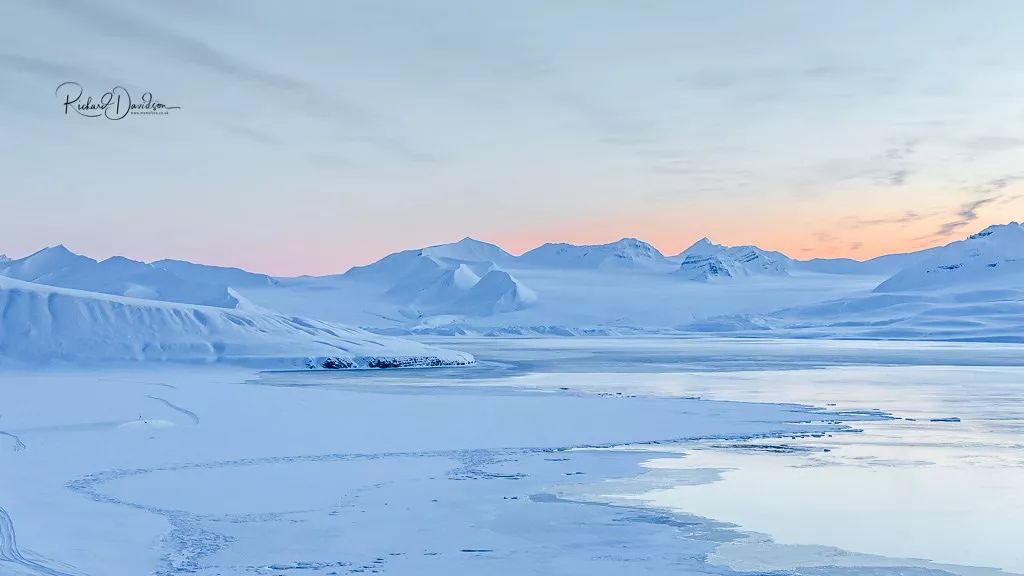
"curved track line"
0,507,78,576
0,415,26,452
145,396,200,425
0,431,25,452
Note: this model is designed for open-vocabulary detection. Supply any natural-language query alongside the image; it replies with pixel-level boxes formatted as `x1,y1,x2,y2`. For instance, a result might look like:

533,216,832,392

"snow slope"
152,259,279,288
0,276,473,368
0,246,243,308
455,269,538,315
420,236,515,264
875,222,1024,292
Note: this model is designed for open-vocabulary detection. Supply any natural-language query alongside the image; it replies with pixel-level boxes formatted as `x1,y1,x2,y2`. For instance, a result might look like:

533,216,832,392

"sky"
2,0,1023,275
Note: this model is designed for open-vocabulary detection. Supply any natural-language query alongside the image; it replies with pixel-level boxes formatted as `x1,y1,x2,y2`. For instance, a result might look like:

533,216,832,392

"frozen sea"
1,338,1021,575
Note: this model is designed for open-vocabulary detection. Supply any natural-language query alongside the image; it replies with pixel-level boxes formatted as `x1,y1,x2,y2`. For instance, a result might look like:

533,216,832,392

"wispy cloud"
39,0,307,92
963,136,1024,153
926,175,1023,238
37,0,437,164
813,231,838,243
885,168,909,186
220,124,282,147
0,53,84,79
933,197,999,237
849,210,929,228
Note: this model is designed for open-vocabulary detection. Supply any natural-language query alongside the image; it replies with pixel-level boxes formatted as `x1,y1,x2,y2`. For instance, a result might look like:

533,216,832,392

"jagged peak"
677,237,726,258
454,236,493,246
420,236,512,262
605,237,663,256
35,244,77,256
99,255,144,265
610,237,651,246
424,236,504,249
12,244,95,266
968,221,1023,240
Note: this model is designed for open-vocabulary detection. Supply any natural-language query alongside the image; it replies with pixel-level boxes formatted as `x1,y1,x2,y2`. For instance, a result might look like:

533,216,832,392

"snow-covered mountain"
420,237,515,264
0,275,473,368
678,223,1024,342
5,223,1018,341
346,238,513,279
674,238,791,281
345,238,536,316
874,222,1024,293
0,246,243,308
0,244,93,281
0,254,9,264
519,238,674,270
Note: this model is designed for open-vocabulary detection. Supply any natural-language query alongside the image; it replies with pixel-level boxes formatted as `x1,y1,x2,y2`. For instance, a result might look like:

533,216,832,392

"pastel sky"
2,1,1023,275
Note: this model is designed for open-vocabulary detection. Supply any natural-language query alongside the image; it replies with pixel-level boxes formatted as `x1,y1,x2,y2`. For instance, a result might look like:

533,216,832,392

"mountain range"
2,222,1022,361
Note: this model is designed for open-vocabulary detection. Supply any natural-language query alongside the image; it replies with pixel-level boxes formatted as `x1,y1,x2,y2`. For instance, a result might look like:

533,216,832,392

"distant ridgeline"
2,222,1022,343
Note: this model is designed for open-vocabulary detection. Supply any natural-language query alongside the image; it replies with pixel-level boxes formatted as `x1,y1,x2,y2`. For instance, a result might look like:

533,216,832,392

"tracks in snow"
145,396,200,425
0,415,26,452
0,507,78,576
0,431,25,452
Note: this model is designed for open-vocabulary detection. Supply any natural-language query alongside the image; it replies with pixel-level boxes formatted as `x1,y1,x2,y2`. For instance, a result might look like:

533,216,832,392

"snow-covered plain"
3,338,1022,575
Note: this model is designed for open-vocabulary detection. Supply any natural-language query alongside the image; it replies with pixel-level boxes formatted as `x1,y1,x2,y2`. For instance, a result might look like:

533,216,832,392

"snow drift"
0,276,474,368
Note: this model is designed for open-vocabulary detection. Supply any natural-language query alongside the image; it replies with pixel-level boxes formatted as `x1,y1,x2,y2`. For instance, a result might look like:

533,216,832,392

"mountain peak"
421,237,512,263
607,236,660,250
968,221,1023,240
519,237,670,270
608,237,660,252
99,255,139,265
676,239,790,281
16,244,94,267
38,244,75,256
677,237,725,258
